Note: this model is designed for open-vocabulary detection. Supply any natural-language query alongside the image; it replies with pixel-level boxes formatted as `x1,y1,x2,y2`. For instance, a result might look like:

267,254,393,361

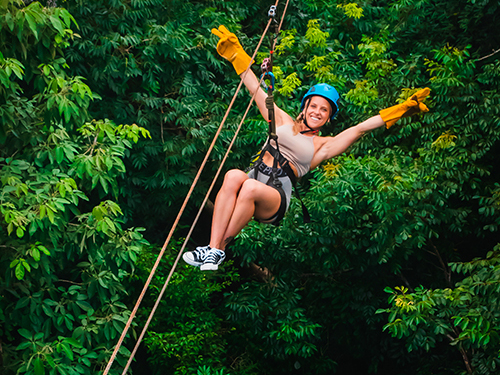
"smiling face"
303,96,332,130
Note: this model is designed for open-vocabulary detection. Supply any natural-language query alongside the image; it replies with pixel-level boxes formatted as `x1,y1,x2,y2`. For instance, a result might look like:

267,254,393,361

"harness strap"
263,142,310,223
249,2,310,225
299,97,319,135
250,139,311,224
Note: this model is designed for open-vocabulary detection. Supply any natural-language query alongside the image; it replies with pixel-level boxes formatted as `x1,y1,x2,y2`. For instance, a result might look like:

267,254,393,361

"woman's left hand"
380,88,430,128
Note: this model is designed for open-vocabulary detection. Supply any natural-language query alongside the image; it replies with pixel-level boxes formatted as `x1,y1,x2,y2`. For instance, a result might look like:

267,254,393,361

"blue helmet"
300,83,340,121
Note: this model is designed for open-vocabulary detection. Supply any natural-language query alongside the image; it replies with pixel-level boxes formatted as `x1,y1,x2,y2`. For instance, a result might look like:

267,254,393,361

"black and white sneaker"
200,248,226,271
183,245,211,267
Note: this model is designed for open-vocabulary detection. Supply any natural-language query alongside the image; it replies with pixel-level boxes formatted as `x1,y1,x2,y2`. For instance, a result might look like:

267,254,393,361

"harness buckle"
272,176,282,188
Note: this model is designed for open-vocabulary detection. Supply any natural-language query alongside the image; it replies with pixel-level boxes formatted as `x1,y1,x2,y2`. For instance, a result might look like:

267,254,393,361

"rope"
121,73,266,375
102,1,289,373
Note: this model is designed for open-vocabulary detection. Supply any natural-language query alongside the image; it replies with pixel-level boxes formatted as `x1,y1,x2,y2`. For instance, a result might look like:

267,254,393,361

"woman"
183,25,430,271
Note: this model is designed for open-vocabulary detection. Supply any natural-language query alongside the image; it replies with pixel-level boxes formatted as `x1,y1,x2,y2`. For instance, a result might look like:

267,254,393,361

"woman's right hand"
211,25,253,75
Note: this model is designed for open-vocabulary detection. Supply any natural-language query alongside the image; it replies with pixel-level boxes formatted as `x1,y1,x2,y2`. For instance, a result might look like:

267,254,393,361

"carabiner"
260,72,275,91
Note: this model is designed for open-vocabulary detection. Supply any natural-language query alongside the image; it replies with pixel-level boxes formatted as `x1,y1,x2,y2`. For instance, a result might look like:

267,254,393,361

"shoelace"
194,246,210,260
205,250,222,264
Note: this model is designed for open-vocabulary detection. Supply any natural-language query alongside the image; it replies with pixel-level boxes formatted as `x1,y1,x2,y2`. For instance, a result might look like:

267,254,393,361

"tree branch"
57,279,83,286
476,48,500,62
445,332,473,373
398,272,414,292
459,344,473,374
429,240,452,286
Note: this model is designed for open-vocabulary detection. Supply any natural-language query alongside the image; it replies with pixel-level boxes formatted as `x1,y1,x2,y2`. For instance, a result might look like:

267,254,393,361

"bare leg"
183,170,281,270
209,169,249,249
211,178,281,250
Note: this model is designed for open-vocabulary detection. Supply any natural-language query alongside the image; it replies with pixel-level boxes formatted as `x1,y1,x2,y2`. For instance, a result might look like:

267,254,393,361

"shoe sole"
200,263,219,271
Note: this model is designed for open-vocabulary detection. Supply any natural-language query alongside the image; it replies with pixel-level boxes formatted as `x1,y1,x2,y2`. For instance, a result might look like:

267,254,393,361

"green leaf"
46,207,55,223
42,304,54,317
32,247,41,262
49,15,64,34
40,204,46,219
22,259,31,272
16,297,30,309
60,343,74,360
388,310,397,323
5,12,14,31
16,226,24,238
39,245,51,255
25,12,38,38
18,328,32,340
76,301,92,311
92,206,104,220
16,341,32,350
45,355,55,369
15,262,25,280
55,147,64,164
34,357,45,375
64,337,83,348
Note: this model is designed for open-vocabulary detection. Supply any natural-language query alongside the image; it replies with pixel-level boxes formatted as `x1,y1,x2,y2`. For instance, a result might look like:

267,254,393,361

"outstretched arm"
310,115,385,169
211,25,292,126
310,88,431,169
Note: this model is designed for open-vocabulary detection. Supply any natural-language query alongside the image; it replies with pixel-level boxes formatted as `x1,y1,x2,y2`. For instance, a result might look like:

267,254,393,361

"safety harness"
248,6,310,225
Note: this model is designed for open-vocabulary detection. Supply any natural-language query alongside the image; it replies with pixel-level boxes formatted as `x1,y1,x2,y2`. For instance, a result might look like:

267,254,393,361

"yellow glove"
211,25,253,75
380,88,430,129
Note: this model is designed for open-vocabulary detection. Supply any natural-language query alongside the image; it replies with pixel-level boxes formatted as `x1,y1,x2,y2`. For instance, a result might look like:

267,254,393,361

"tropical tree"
0,1,150,374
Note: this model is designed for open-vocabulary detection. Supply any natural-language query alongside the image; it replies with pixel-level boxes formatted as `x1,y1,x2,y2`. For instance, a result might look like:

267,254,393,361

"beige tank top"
268,124,315,177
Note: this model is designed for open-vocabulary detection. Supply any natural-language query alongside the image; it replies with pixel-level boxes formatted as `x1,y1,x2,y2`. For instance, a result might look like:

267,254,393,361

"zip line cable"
103,54,257,375
102,1,289,373
121,73,267,375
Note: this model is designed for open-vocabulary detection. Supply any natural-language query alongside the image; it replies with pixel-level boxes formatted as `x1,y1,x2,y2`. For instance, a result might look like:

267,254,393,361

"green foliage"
337,3,364,19
358,32,396,81
1,0,497,374
345,79,378,105
225,279,322,360
305,19,330,49
134,244,239,375
277,72,301,97
0,1,150,374
196,366,227,375
379,244,500,374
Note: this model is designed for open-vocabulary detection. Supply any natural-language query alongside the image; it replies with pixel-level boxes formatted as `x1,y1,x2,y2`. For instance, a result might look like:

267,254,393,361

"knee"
238,179,260,201
221,169,248,192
